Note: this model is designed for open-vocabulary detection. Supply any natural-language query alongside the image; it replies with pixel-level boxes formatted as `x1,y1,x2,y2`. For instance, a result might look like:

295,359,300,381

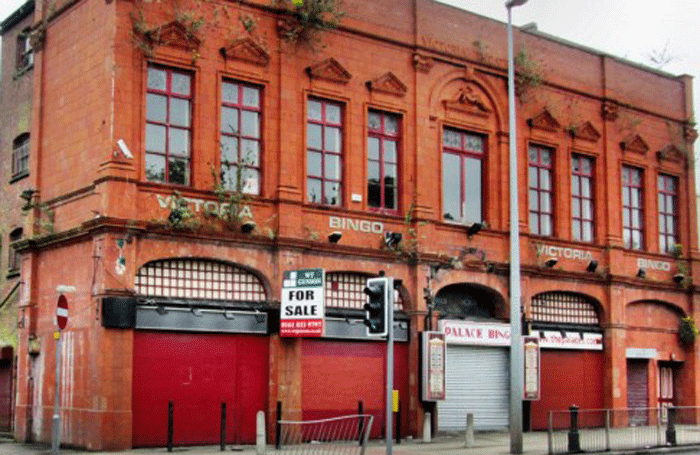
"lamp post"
506,0,528,453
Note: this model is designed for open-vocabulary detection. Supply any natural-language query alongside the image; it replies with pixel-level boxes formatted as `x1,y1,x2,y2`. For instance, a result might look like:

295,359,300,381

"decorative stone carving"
146,21,201,51
620,134,649,155
443,84,491,117
412,53,433,73
656,145,685,163
366,72,407,97
220,37,270,67
601,100,619,121
527,109,560,132
568,121,601,142
306,58,351,84
684,126,698,144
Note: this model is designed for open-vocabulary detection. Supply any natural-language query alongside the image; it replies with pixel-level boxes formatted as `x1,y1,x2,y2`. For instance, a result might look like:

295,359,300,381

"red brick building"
2,0,698,450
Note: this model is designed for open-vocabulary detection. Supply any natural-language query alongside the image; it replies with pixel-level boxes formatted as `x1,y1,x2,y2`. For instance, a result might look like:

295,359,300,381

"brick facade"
1,0,698,450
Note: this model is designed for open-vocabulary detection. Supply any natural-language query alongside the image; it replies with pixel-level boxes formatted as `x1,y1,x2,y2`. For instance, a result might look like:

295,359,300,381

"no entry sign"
56,295,68,330
280,268,324,337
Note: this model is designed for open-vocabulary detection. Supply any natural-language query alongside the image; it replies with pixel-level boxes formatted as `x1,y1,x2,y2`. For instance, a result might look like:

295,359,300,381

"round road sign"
56,294,68,330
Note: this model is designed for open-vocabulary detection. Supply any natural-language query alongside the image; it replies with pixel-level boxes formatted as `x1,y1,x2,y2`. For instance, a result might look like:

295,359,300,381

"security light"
328,231,342,243
544,258,558,268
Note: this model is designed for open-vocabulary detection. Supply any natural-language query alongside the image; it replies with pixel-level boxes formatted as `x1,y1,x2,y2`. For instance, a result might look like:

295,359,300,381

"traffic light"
363,277,389,336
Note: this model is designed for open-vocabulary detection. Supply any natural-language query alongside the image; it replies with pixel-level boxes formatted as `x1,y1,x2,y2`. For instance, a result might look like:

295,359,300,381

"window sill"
9,171,29,184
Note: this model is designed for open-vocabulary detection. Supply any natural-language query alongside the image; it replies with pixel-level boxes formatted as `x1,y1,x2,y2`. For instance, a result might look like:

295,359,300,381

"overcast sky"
1,0,699,165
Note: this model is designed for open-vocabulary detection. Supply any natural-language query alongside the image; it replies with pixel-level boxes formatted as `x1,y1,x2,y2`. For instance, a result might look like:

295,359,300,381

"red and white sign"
56,294,68,330
536,330,603,350
422,332,446,401
523,337,540,400
439,320,511,346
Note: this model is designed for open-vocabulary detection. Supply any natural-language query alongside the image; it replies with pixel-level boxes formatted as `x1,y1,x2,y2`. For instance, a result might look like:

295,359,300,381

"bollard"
275,401,282,450
666,406,677,446
167,401,174,453
358,401,364,446
256,411,266,455
220,403,226,451
465,413,474,448
423,412,432,443
567,405,581,453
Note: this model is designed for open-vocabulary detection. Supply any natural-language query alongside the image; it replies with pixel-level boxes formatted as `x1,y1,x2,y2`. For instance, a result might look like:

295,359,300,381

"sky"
1,0,699,164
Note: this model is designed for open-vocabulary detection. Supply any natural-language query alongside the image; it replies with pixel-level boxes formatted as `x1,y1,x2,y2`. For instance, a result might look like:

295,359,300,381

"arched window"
135,258,266,302
325,272,404,310
531,291,599,326
434,283,504,320
12,133,30,178
8,228,23,273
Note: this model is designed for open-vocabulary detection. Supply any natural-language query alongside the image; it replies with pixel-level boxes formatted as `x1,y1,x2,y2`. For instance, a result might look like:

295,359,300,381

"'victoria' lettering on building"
329,216,384,234
156,194,254,220
537,244,593,261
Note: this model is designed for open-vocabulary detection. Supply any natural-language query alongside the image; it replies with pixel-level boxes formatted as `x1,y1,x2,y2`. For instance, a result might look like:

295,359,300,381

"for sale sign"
281,268,325,337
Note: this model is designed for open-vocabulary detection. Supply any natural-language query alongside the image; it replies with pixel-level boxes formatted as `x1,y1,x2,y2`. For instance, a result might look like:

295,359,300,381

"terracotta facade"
1,0,698,450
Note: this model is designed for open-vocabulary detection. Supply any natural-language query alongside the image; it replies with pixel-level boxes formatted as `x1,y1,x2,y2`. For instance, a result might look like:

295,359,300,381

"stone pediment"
367,72,407,97
569,121,601,142
147,21,201,51
527,109,560,132
443,84,492,117
220,38,270,66
306,58,351,84
656,144,686,164
620,134,649,155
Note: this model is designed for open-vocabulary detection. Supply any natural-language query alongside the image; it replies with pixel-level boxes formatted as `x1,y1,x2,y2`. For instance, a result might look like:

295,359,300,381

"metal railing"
548,406,700,454
276,414,374,455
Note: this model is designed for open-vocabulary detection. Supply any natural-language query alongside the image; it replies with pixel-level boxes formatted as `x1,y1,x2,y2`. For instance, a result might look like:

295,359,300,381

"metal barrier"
276,414,374,455
548,406,700,454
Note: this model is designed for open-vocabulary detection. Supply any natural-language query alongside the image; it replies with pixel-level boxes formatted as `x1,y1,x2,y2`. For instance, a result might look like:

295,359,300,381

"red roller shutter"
530,350,604,430
301,339,409,438
132,332,268,447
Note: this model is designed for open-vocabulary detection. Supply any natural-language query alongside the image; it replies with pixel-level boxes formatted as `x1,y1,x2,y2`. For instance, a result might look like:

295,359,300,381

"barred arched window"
325,272,404,310
135,258,266,302
531,291,599,325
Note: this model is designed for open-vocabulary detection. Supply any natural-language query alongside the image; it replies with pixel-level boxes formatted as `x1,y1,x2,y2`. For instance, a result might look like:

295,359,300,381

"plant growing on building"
514,48,543,101
275,0,344,49
20,189,55,236
679,316,698,346
167,191,197,230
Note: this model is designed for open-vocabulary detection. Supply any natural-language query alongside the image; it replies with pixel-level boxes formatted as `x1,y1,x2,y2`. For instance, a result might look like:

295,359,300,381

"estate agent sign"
281,268,325,337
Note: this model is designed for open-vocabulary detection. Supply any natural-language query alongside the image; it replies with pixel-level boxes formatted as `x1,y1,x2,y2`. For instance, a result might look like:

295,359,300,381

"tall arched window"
12,133,30,179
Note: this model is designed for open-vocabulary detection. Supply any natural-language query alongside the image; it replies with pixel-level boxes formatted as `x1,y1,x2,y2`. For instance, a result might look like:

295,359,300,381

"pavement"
0,432,699,455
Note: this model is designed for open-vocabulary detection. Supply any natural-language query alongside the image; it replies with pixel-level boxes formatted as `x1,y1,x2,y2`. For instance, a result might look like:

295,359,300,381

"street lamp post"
506,0,528,453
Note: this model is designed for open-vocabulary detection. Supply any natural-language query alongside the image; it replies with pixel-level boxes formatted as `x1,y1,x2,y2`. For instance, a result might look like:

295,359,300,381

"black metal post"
358,401,364,446
220,402,226,451
567,405,581,453
666,406,677,446
275,401,282,450
395,403,401,444
167,401,174,453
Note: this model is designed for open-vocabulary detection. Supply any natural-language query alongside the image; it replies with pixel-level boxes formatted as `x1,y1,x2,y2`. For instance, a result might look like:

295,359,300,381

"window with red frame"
367,111,400,213
528,144,554,236
11,133,30,179
220,81,262,195
571,154,594,242
145,66,192,185
658,173,679,254
307,99,343,206
622,166,644,250
442,128,485,223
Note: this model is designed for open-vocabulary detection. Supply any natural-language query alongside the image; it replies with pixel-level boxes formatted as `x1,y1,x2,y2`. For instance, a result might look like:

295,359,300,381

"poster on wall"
523,336,540,401
422,331,446,401
280,268,325,337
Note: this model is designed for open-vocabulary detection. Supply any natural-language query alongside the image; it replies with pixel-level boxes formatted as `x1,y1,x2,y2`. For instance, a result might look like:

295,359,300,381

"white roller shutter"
438,345,509,431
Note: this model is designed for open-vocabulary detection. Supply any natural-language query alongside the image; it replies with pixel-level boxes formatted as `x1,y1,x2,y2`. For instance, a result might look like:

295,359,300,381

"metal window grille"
325,272,404,310
658,174,678,254
531,292,599,325
529,144,554,236
135,259,266,302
